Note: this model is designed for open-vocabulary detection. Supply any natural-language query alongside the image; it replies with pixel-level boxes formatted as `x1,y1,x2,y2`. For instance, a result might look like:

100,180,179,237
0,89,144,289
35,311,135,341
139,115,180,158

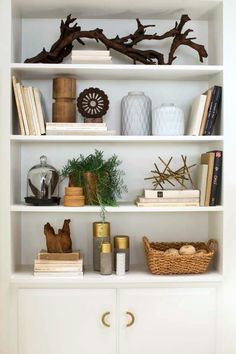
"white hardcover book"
28,87,41,135
34,267,83,272
23,87,36,135
46,123,106,128
46,130,116,136
46,125,107,131
34,260,83,265
34,272,83,277
72,59,112,65
16,83,30,135
71,50,110,56
33,88,46,135
12,76,25,135
186,94,207,136
138,197,200,203
71,56,111,61
136,202,199,207
144,189,200,199
197,164,208,206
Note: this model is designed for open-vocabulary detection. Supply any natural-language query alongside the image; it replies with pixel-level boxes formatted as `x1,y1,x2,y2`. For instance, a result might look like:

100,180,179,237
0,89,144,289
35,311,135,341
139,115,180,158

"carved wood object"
77,87,109,119
53,77,76,122
25,14,208,65
44,219,72,253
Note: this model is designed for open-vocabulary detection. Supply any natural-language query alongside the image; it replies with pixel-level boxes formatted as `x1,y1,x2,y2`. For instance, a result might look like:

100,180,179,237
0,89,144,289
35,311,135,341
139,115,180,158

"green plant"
61,150,127,212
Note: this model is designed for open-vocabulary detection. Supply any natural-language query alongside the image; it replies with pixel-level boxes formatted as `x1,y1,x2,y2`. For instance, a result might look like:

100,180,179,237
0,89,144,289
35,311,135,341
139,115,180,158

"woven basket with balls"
143,236,217,275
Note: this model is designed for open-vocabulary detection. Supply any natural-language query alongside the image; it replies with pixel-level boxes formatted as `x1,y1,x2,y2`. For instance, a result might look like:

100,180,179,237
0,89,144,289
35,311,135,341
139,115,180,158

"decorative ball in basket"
143,236,217,275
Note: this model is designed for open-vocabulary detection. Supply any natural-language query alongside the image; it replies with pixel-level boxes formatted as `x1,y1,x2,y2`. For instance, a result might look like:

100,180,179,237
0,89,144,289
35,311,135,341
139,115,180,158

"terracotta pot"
83,172,99,205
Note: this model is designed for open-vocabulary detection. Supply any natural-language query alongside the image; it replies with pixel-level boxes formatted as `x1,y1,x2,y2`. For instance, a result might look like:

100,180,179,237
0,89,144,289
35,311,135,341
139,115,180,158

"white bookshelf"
11,135,224,143
3,0,235,353
11,265,223,286
11,204,224,213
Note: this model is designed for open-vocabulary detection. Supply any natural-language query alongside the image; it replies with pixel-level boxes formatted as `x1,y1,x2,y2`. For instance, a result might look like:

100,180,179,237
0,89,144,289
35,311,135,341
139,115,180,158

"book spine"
136,202,200,207
204,86,222,135
144,190,200,198
138,197,199,203
12,76,25,135
210,151,222,206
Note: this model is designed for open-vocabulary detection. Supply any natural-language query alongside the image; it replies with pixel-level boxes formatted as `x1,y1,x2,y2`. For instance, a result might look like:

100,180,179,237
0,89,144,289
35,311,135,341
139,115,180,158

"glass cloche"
25,155,60,206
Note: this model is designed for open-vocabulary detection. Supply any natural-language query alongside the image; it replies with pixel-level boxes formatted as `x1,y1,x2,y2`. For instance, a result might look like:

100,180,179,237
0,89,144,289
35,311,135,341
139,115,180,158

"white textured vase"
152,104,184,136
121,92,152,135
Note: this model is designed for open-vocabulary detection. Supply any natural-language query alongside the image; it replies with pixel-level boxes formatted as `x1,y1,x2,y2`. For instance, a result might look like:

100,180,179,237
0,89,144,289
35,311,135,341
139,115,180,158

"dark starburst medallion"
77,87,109,119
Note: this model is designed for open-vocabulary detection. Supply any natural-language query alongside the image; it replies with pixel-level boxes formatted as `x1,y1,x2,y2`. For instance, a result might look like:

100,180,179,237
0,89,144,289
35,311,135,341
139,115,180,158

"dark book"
209,151,222,206
203,86,222,135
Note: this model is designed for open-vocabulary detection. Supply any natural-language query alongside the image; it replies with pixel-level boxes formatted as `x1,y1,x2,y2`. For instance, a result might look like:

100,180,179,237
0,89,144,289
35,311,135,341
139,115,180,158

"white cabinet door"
18,289,116,354
119,288,216,354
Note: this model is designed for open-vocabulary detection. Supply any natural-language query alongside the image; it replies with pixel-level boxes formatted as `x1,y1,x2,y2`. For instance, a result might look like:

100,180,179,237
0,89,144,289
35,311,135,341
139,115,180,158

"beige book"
199,88,214,135
186,94,207,136
12,76,25,135
23,87,36,135
38,250,80,261
144,189,200,199
28,87,41,135
33,88,46,135
136,202,199,207
138,197,200,203
201,152,215,206
34,260,83,265
197,164,208,206
34,272,83,277
16,83,30,135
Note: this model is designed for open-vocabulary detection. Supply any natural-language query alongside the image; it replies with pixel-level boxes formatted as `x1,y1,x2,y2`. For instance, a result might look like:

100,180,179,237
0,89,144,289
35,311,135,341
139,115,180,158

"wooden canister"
64,186,85,207
64,195,85,207
52,77,76,123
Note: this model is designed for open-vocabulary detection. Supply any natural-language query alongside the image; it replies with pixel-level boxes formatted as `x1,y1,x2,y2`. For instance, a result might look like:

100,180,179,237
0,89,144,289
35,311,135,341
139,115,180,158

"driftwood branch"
44,219,72,253
25,14,208,65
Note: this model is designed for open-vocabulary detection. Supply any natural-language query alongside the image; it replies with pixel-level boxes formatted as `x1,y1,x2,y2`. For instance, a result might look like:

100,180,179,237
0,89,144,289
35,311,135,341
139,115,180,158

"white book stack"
71,50,112,64
34,251,83,277
46,122,116,136
136,189,200,207
12,76,46,136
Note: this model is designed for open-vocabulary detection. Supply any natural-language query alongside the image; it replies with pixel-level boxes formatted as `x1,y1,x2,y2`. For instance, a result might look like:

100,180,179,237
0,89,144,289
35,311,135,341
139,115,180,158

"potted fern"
61,150,127,211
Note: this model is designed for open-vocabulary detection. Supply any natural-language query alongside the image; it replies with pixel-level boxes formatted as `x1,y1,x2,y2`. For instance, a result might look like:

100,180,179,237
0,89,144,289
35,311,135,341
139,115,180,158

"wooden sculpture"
44,219,72,253
53,77,76,123
77,87,109,122
25,14,208,65
145,155,196,190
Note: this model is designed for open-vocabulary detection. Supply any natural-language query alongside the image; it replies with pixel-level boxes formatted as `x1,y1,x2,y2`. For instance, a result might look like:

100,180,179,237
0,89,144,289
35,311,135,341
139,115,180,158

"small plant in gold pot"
61,150,127,211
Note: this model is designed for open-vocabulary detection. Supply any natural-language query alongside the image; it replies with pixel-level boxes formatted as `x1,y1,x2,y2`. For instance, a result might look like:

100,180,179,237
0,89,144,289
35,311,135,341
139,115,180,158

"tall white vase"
121,92,152,135
152,104,185,136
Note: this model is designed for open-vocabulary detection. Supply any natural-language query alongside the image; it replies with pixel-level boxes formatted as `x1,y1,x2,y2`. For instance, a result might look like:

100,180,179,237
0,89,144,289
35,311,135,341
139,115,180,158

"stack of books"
187,85,222,136
71,50,112,64
136,189,200,207
198,150,222,206
12,76,46,136
34,250,83,277
46,122,116,135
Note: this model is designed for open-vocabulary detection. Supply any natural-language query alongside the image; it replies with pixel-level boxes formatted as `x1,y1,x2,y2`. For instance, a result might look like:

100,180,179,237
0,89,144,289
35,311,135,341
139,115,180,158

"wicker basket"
143,236,217,275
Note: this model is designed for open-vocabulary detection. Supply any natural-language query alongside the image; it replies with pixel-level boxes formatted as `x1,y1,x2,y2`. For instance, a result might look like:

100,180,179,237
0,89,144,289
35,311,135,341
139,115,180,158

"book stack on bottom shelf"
136,189,200,207
34,250,83,277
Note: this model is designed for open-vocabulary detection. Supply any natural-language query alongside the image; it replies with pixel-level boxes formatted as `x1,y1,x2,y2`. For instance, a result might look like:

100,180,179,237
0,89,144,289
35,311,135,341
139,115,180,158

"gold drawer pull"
126,311,135,327
101,311,111,327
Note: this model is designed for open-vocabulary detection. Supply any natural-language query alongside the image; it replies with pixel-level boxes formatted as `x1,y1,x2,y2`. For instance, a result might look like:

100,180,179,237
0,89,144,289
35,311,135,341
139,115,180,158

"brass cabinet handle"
101,311,111,327
126,311,135,327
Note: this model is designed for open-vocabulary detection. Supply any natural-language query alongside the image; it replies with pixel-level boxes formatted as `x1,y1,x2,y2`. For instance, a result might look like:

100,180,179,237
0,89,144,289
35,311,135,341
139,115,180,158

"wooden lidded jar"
52,77,76,123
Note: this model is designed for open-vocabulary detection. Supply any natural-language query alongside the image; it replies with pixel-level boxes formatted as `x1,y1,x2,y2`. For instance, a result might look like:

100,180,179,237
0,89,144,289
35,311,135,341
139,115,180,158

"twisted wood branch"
25,14,208,65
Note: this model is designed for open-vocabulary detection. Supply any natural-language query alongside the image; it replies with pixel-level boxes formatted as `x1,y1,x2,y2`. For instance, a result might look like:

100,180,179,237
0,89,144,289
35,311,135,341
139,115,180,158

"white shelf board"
11,203,224,213
12,0,222,20
11,265,223,286
11,64,223,81
10,135,224,143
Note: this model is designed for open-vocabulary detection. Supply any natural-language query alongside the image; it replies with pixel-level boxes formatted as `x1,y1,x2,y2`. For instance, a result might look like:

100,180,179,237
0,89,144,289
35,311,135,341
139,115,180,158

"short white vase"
152,104,184,136
121,91,152,135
